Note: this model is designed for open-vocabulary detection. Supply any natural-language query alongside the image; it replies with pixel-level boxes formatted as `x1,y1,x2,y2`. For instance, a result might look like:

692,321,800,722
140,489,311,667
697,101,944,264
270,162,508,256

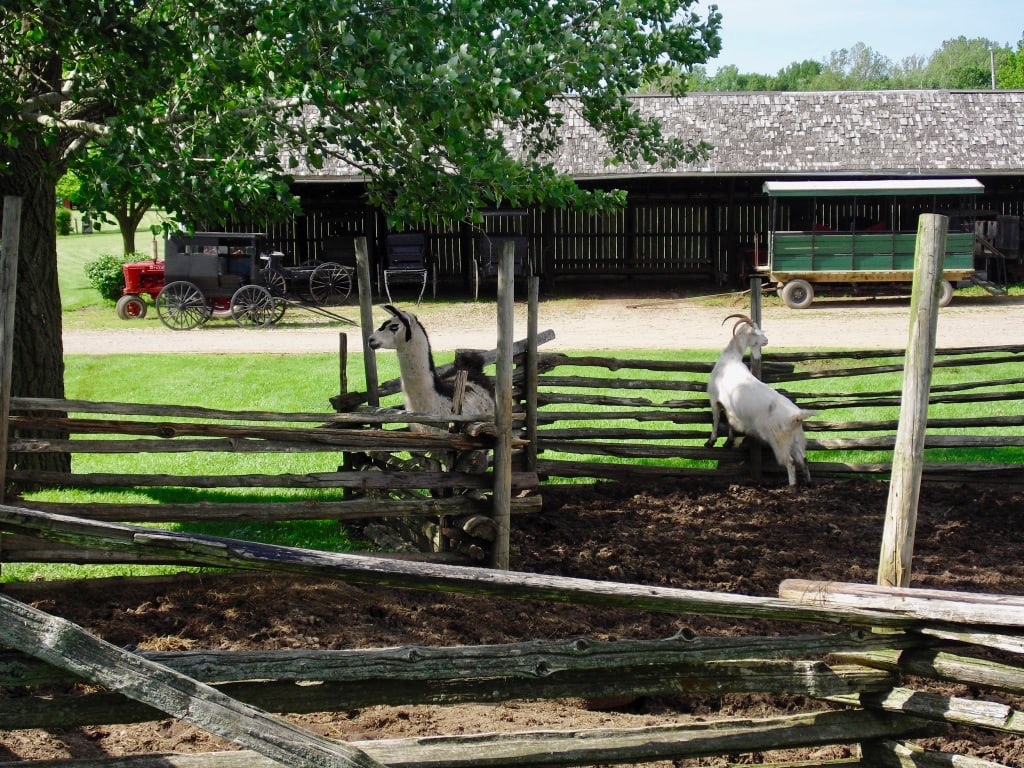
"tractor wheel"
116,294,147,320
309,262,352,305
156,281,210,330
231,284,282,328
780,279,815,309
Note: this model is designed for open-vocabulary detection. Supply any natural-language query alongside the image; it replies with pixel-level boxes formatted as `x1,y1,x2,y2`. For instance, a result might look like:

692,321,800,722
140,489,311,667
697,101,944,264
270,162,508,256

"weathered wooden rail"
1,506,1023,767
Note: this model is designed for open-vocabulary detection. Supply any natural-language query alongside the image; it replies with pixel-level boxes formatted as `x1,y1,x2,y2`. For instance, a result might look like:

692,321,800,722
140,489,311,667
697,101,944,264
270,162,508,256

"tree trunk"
0,143,72,479
114,195,152,255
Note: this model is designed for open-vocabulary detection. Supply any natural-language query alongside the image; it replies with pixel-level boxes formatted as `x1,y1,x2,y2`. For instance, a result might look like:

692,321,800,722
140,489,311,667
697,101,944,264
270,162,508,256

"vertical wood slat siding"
216,180,1016,289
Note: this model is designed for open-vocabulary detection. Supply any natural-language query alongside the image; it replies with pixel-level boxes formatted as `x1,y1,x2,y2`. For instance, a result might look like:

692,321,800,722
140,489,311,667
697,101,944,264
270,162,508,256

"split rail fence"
2,511,1024,767
532,343,1024,486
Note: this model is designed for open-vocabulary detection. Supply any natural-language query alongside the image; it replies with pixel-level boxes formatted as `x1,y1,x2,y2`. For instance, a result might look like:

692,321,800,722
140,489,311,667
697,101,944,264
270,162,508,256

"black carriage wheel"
261,267,287,298
116,294,147,320
156,281,210,330
309,262,352,306
231,284,280,328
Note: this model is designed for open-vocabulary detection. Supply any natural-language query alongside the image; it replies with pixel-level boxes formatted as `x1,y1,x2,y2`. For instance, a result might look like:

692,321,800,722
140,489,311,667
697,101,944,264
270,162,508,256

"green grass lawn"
58,210,169,311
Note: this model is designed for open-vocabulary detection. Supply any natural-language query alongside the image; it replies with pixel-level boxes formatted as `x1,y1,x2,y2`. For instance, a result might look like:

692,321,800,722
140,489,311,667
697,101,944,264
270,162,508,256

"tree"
997,36,1024,88
917,36,1005,89
0,0,721,475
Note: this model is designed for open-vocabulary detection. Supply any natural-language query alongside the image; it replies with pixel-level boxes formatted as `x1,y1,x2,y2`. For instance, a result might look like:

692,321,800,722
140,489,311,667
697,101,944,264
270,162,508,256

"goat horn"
722,313,755,336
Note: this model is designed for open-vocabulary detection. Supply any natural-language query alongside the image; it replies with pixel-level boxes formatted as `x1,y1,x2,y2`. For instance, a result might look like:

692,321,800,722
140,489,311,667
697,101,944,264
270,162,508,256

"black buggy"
155,232,355,330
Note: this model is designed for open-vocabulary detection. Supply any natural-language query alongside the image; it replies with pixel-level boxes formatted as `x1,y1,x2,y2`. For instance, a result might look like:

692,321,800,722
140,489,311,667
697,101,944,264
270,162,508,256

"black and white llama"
368,304,495,425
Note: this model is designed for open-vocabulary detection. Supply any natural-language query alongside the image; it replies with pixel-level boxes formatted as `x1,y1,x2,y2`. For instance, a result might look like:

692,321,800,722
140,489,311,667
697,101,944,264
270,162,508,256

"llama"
368,304,495,427
705,314,815,487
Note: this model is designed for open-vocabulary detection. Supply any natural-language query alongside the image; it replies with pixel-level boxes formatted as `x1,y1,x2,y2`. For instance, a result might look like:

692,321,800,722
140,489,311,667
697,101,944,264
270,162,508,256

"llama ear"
382,304,400,317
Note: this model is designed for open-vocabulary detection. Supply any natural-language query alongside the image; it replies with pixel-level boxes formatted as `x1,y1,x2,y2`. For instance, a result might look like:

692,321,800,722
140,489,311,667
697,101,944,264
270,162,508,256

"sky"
697,0,1023,75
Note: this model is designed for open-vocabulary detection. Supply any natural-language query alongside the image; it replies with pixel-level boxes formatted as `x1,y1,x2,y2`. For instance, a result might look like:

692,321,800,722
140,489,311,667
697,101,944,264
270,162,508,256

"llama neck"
398,330,442,412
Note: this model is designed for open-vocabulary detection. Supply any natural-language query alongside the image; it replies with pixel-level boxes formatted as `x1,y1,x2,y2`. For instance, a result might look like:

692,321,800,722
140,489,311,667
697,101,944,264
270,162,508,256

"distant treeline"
653,35,1024,92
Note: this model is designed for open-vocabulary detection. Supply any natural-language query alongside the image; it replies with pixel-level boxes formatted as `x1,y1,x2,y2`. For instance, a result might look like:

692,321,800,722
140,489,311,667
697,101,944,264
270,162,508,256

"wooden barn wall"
214,175,1022,290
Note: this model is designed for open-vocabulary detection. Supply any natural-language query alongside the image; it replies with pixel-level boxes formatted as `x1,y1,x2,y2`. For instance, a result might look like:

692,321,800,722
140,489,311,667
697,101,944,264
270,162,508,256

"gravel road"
62,291,1021,355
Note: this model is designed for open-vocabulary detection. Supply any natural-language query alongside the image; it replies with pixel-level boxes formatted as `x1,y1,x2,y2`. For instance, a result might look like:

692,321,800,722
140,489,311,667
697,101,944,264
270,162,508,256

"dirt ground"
3,477,1024,765
5,286,1024,764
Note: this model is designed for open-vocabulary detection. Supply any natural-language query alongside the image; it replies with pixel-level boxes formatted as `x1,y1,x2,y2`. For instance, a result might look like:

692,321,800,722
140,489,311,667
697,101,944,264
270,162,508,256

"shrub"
56,207,72,236
84,253,135,302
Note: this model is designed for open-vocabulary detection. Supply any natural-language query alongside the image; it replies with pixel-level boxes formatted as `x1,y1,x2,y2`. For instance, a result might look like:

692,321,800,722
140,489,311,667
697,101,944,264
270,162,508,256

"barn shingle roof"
297,90,1024,182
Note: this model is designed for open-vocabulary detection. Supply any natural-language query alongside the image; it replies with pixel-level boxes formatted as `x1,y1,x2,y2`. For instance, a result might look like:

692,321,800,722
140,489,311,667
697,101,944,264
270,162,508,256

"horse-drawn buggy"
118,232,355,329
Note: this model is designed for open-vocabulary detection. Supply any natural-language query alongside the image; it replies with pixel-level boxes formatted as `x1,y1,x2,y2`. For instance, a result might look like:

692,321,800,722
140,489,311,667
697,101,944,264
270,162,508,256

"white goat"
368,304,495,428
704,314,815,487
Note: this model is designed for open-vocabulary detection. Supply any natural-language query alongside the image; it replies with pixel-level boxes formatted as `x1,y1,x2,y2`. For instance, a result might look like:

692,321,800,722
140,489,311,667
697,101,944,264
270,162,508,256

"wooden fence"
0,394,540,567
2,510,1024,767
532,343,1024,486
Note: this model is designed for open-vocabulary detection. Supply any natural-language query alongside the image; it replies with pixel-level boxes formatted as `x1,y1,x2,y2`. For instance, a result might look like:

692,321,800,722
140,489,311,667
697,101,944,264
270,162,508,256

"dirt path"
64,291,1022,354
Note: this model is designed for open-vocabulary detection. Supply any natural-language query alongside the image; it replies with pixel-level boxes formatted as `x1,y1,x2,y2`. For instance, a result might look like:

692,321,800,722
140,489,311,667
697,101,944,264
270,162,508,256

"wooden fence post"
491,239,515,569
877,214,948,588
354,237,379,407
0,196,22,508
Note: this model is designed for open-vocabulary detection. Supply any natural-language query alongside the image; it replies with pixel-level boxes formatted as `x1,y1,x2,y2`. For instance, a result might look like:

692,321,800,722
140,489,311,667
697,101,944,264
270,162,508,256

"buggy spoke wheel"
156,281,210,330
231,284,279,328
309,261,352,306
261,267,287,298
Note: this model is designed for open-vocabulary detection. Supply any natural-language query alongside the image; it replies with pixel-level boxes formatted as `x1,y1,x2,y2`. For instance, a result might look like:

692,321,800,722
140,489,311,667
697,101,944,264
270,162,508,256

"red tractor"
117,257,166,319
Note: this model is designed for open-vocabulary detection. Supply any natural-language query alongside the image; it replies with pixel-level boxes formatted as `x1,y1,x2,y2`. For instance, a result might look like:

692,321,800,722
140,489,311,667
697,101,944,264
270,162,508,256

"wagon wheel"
309,261,352,306
261,267,288,298
939,279,954,307
116,294,147,320
231,284,283,328
156,281,211,330
780,279,814,309
470,257,480,302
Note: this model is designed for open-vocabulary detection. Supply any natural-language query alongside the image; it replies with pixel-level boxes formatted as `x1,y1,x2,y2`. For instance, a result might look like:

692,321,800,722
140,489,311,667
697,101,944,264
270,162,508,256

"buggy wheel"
156,281,210,330
116,294,147,320
231,284,281,328
261,267,287,298
309,261,352,305
780,279,814,309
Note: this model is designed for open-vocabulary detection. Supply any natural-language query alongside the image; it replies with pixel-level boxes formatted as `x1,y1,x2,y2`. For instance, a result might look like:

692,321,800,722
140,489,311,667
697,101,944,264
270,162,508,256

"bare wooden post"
877,213,948,588
525,275,540,473
748,276,763,480
338,333,348,396
491,239,515,569
0,196,22,506
354,237,379,407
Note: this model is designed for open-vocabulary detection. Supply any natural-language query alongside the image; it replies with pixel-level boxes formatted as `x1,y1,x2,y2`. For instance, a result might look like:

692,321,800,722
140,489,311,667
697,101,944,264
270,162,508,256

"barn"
239,89,1024,295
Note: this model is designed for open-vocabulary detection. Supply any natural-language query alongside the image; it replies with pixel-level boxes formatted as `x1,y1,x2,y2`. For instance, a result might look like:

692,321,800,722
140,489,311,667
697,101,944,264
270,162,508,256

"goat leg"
704,403,722,448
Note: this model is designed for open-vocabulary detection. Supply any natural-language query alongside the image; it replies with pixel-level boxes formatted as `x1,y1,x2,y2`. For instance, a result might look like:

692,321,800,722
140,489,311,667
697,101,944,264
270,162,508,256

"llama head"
368,304,426,352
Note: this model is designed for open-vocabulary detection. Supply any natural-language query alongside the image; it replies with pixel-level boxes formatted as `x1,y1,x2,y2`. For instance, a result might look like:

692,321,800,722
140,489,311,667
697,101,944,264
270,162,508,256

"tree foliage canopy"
3,0,723,228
